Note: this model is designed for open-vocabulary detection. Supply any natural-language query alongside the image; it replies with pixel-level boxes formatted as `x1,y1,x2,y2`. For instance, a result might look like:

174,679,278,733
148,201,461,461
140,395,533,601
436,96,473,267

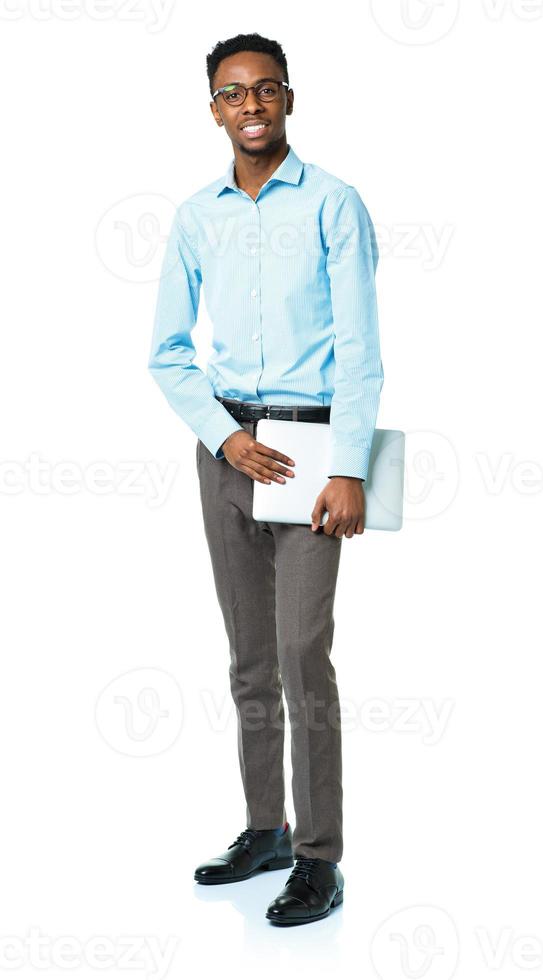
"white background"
1,2,542,978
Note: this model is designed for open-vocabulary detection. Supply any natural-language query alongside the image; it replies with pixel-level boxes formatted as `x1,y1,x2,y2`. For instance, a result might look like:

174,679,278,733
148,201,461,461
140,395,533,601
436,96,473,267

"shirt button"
250,247,257,255
250,288,257,297
252,332,260,341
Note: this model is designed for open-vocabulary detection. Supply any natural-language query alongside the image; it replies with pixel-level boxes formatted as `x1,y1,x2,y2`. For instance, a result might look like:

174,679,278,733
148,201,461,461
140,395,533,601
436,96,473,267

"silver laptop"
252,419,405,531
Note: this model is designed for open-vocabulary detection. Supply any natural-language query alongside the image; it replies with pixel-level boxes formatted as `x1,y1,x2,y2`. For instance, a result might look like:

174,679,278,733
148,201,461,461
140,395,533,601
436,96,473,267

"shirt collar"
215,143,304,197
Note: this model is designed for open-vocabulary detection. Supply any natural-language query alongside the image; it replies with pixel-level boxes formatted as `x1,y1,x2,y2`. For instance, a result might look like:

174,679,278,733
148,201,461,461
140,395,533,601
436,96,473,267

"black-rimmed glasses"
212,79,289,107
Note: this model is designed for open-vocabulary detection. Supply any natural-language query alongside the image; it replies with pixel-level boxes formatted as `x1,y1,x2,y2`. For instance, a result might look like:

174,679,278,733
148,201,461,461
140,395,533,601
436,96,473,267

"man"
148,32,384,926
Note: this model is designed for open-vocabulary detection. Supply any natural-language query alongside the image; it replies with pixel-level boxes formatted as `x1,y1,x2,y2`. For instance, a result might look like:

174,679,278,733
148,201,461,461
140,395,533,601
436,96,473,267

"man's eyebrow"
222,77,279,87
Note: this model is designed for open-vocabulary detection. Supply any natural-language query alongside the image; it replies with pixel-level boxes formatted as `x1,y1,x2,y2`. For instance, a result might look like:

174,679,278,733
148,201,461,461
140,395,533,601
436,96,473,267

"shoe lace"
286,857,322,889
228,828,260,850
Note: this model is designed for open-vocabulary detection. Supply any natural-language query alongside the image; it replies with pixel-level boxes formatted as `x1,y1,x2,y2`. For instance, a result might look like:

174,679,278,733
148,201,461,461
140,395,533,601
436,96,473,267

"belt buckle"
265,405,291,420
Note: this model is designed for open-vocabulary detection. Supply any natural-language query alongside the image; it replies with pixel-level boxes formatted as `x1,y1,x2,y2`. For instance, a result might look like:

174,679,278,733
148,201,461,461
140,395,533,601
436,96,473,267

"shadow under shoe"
194,824,294,884
266,857,344,925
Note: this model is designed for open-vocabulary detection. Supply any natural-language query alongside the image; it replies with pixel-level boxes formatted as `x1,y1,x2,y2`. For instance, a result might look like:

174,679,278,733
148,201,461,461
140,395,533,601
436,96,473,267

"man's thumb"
311,496,325,531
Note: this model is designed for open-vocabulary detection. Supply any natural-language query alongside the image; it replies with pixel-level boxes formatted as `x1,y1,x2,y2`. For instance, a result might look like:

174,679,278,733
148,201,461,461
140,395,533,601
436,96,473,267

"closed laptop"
252,419,405,531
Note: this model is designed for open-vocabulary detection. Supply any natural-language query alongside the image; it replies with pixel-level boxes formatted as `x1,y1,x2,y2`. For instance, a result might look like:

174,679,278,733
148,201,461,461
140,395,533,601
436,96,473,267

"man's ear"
210,102,223,127
286,91,294,116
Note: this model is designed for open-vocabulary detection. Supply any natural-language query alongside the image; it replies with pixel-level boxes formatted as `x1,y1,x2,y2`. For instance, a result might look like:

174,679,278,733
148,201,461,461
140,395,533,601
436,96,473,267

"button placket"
244,198,264,397
250,225,260,341
253,201,265,396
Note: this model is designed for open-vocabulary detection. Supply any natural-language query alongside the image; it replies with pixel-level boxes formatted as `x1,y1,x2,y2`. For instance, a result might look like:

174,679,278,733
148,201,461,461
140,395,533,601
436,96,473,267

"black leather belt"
216,396,330,423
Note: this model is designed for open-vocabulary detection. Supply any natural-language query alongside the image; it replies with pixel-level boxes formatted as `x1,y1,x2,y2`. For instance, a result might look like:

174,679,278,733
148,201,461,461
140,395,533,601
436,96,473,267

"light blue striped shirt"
148,143,384,480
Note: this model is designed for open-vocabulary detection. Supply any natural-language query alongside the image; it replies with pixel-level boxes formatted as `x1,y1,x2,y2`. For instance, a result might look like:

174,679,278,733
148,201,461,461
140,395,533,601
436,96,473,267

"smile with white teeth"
241,123,269,134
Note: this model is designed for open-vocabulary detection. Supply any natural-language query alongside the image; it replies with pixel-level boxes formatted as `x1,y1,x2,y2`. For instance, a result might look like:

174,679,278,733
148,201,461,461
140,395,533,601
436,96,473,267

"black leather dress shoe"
194,825,294,884
266,857,344,925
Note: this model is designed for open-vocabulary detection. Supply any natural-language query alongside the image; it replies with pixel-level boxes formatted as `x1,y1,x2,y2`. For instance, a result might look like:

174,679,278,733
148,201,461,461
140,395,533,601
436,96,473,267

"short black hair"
206,32,289,96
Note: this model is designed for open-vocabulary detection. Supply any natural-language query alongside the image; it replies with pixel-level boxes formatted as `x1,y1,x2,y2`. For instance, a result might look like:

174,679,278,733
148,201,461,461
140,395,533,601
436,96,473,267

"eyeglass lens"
221,81,281,105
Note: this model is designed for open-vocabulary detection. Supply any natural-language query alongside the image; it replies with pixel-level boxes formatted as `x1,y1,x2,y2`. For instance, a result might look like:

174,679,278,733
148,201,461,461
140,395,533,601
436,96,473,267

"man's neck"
233,139,289,199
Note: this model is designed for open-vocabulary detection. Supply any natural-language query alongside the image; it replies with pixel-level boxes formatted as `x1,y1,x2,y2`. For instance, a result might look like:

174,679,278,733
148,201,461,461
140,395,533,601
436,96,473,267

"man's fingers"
323,513,349,538
248,457,290,483
253,440,295,467
244,443,296,482
237,456,291,485
224,433,295,483
324,515,342,537
237,462,272,484
311,496,326,531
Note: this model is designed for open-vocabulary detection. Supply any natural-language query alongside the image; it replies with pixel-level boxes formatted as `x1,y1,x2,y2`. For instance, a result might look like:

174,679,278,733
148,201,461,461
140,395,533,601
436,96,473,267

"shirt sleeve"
324,185,384,481
147,204,242,458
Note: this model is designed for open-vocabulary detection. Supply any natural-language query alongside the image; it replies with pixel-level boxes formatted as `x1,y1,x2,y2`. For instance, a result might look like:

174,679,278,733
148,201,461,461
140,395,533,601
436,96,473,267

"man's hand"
311,477,365,538
221,430,296,484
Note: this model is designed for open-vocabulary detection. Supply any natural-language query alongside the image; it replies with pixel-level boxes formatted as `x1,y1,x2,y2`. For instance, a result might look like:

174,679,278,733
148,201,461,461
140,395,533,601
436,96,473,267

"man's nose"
244,91,262,113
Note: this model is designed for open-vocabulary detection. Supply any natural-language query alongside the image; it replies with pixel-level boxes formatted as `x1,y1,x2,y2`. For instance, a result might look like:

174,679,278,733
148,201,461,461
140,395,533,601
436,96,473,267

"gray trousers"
196,420,344,862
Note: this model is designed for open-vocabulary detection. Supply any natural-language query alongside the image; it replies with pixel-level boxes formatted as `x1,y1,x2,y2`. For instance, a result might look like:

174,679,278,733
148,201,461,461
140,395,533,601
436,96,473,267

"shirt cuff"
198,406,244,460
327,444,371,481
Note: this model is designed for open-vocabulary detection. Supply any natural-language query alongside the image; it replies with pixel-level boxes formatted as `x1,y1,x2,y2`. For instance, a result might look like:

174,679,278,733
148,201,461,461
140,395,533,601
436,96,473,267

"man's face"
210,51,293,157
